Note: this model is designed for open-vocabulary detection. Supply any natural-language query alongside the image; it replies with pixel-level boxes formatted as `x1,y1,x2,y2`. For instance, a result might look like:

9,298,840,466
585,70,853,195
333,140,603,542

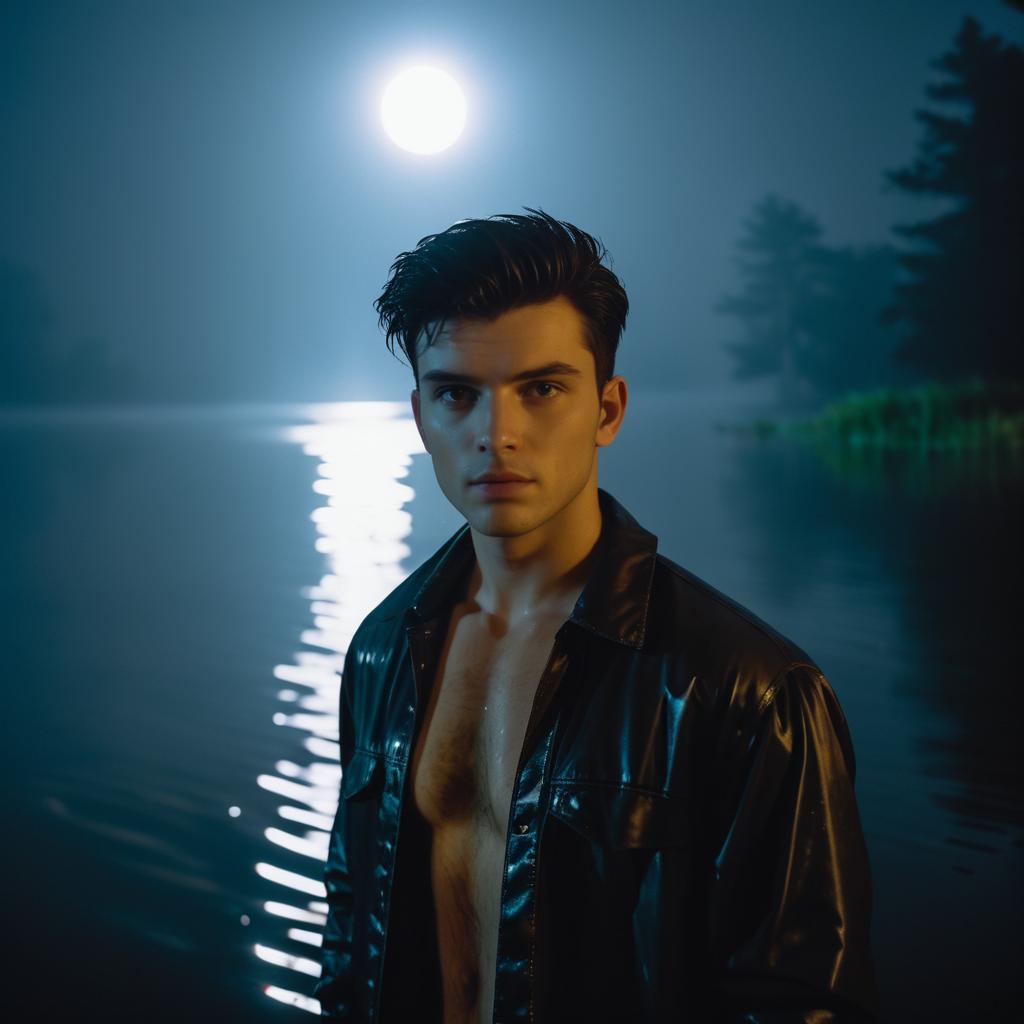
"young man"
314,209,878,1023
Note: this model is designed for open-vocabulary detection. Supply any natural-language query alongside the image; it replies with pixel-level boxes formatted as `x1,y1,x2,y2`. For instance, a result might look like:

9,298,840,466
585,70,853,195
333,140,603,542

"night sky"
2,0,1021,402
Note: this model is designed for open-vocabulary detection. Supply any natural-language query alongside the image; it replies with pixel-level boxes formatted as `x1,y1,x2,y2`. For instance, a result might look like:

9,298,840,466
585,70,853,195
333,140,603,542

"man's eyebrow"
420,361,584,385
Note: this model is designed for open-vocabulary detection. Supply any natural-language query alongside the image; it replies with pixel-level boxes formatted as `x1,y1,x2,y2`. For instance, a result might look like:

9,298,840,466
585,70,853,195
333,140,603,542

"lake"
1,392,1020,1021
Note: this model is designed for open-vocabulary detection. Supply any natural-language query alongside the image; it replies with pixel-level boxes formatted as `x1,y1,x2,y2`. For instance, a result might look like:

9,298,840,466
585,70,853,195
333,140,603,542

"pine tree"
883,15,1024,380
715,194,823,406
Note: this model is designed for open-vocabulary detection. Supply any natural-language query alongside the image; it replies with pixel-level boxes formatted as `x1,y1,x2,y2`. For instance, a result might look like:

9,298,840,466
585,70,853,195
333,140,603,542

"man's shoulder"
347,527,464,648
645,551,821,708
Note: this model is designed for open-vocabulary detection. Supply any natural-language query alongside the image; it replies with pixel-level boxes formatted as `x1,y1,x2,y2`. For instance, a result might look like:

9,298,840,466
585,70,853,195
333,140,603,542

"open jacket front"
314,488,879,1023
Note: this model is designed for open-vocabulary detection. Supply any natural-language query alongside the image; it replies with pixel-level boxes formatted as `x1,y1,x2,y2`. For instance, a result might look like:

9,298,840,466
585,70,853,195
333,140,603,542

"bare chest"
409,611,562,835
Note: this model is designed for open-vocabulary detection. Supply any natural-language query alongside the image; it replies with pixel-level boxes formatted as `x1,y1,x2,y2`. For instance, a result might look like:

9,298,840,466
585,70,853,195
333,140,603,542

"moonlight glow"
381,66,466,155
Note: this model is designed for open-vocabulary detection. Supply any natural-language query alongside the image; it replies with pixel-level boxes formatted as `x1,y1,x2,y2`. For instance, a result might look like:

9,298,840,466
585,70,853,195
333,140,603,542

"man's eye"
436,386,472,404
531,381,561,397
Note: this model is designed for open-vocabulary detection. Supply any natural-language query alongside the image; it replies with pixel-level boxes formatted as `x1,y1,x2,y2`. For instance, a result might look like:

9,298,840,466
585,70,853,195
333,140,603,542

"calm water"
1,393,1020,1021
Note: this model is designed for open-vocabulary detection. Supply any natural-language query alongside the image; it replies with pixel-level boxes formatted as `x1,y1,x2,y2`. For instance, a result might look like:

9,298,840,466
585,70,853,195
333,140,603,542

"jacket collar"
407,487,658,649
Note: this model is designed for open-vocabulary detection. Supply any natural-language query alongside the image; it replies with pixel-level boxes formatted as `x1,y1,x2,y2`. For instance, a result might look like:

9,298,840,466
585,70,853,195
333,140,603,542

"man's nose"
475,390,519,451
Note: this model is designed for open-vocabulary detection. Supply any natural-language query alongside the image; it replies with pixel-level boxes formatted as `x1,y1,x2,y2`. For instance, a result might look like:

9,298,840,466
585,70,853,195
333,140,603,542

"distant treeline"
716,14,1023,413
0,259,137,406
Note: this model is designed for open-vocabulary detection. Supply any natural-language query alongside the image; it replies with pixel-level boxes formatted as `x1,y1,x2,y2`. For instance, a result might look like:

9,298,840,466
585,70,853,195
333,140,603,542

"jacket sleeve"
312,638,359,1021
706,663,880,1024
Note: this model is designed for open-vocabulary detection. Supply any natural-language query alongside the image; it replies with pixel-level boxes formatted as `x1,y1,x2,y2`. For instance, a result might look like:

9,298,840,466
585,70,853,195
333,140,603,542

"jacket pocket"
341,748,385,801
548,782,690,850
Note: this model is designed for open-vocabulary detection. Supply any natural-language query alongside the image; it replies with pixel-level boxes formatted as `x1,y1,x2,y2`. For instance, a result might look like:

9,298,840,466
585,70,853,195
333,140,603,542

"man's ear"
411,387,430,453
595,375,628,448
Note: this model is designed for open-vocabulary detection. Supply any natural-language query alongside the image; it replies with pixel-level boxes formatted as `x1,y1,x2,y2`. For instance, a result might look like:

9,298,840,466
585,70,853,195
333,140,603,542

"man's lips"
468,476,535,494
469,473,533,484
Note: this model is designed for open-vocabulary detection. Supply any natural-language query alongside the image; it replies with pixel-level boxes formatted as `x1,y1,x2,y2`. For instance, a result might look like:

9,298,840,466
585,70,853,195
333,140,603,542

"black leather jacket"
314,488,879,1022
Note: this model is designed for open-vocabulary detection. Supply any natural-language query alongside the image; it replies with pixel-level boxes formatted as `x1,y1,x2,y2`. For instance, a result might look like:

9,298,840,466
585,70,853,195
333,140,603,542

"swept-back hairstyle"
374,207,629,394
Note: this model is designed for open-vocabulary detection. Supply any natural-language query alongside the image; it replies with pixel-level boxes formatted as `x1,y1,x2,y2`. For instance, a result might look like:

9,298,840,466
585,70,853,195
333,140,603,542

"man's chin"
466,506,540,538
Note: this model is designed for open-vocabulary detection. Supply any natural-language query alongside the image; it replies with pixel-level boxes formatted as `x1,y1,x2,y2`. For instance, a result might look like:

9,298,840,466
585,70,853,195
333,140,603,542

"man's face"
410,294,627,538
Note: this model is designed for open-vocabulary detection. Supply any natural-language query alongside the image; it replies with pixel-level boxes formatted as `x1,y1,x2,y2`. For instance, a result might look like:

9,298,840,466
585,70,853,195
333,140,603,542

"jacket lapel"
404,487,659,646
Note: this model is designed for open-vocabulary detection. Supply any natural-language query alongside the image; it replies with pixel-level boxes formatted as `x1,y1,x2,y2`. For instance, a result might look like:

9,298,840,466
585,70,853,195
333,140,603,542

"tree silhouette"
715,194,823,407
0,258,137,405
883,15,1024,380
716,194,908,406
0,260,58,404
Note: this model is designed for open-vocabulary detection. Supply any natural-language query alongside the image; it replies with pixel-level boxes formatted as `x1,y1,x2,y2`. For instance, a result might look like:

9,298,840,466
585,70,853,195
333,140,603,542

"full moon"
381,66,466,154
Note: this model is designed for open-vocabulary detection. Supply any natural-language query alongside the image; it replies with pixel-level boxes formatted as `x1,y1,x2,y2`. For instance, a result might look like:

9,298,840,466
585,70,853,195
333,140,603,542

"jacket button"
516,823,528,834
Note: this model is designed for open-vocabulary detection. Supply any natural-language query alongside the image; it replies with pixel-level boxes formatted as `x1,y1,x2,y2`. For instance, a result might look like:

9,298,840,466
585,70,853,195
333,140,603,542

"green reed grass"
788,378,1024,450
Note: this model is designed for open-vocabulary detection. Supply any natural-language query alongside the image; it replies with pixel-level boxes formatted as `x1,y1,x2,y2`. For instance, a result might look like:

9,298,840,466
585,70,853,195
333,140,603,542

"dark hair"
374,207,628,394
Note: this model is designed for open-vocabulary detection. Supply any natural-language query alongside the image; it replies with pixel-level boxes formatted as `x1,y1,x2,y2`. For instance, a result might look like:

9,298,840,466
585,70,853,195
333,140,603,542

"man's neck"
464,486,604,626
